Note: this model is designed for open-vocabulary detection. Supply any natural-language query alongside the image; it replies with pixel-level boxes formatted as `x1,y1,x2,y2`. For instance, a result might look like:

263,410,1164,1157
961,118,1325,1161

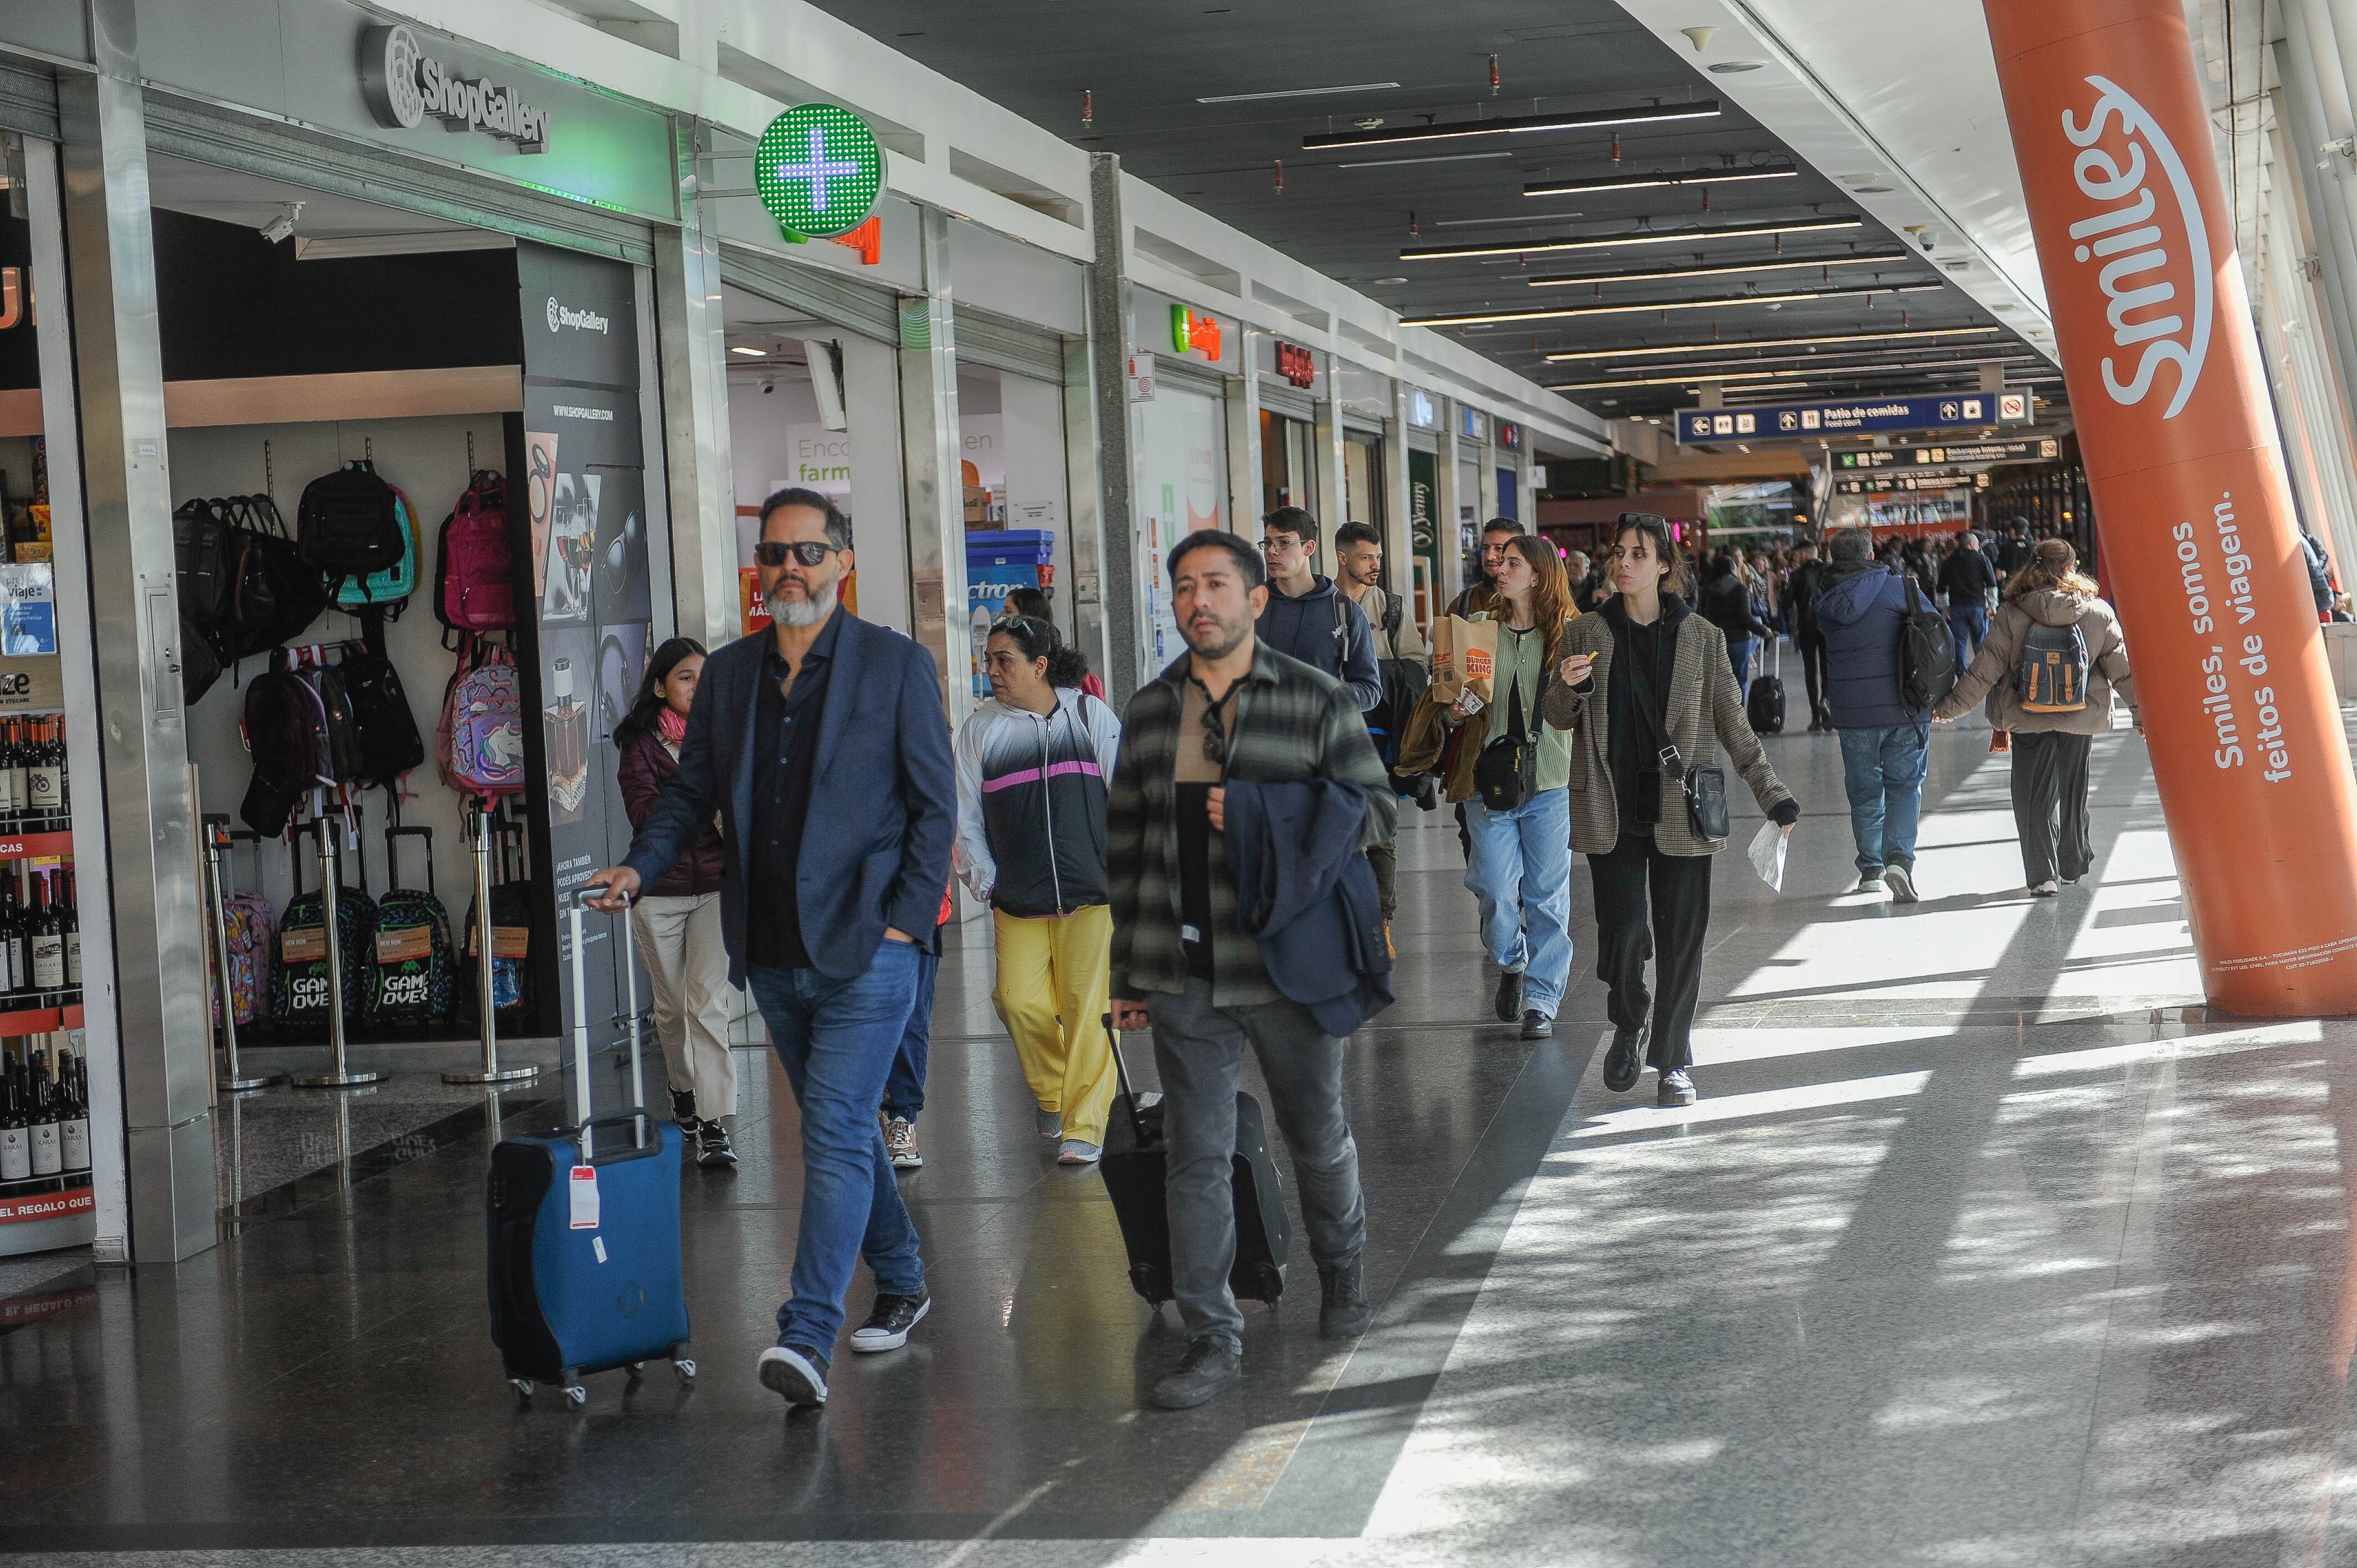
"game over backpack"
436,472,516,639
298,461,408,600
275,852,378,1030
440,638,526,800
369,827,456,1027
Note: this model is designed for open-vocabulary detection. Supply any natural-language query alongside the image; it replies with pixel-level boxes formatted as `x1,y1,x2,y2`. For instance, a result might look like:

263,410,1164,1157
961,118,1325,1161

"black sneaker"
1520,1009,1553,1040
1494,969,1524,1023
849,1291,930,1353
1603,1023,1648,1093
1319,1259,1371,1340
1151,1338,1244,1410
695,1119,737,1169
670,1088,698,1132
756,1343,829,1407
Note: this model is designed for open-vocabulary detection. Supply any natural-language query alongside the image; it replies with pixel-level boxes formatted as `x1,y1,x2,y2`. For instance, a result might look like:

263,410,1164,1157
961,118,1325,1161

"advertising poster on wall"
513,241,658,1051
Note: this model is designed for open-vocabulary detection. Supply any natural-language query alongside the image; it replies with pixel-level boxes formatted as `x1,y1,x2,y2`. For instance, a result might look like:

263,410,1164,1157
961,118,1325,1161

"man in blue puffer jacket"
1813,528,1931,904
1254,507,1381,712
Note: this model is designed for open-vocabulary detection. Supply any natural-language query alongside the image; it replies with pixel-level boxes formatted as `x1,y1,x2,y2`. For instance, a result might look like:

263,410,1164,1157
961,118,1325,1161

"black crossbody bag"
1630,625,1728,840
1474,678,1538,812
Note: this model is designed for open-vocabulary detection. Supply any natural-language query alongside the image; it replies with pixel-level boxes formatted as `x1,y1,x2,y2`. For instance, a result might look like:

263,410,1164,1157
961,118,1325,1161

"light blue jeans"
747,939,928,1358
1839,724,1929,878
1464,788,1575,1017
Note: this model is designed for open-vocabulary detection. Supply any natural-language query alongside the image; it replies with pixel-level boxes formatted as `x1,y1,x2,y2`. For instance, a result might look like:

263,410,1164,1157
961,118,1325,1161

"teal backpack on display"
336,480,419,616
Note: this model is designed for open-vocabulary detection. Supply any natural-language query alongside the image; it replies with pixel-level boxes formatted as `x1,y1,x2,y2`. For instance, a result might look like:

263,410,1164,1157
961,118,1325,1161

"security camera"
761,378,775,395
258,201,302,245
1919,234,1937,252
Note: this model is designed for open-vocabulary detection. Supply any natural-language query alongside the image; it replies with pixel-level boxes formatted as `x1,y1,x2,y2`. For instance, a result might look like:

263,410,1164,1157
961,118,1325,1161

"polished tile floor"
16,713,2357,1565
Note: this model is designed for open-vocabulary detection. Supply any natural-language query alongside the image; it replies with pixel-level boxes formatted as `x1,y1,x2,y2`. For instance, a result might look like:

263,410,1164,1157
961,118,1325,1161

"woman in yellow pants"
955,617,1124,1163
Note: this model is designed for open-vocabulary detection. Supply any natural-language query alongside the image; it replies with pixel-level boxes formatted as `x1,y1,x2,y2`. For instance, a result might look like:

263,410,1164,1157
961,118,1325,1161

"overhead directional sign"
1682,390,2034,443
1834,469,1991,494
756,104,886,239
1891,437,2060,467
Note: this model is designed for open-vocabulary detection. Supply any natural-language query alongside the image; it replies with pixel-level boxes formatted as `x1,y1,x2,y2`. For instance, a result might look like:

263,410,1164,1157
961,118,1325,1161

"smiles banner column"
1985,0,2357,1013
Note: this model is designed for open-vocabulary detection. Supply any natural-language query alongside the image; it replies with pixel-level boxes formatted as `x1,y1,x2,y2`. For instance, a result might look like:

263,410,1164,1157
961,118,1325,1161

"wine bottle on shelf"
59,1044,87,1178
60,869,79,992
0,1058,27,1192
32,875,64,998
1,873,27,999
51,718,66,823
8,720,29,827
28,718,62,825
0,720,23,827
26,1052,57,1184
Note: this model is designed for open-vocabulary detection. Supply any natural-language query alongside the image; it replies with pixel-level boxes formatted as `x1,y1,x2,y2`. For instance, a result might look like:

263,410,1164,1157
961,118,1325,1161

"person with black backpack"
1334,521,1428,923
1815,528,1935,905
1934,539,2139,896
1252,507,1382,712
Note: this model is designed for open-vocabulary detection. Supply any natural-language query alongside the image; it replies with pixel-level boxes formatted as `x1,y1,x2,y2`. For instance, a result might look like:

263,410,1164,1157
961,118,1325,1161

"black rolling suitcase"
1747,638,1786,735
1097,1013,1291,1308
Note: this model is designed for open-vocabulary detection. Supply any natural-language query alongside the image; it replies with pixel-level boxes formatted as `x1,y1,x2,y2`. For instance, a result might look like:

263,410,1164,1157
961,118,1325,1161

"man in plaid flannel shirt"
1108,529,1395,1411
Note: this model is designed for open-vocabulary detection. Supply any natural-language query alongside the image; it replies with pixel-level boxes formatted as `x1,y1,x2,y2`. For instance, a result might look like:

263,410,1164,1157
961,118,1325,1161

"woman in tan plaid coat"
1542,515,1799,1107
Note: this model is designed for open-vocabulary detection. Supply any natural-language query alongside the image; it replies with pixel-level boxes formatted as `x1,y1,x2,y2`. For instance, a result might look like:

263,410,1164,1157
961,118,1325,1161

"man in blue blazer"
590,487,954,1411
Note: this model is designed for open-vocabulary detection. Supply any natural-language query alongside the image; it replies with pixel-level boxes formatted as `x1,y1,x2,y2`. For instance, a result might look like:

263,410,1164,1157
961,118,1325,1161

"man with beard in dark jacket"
1814,528,1931,905
1254,507,1381,711
1785,539,1833,731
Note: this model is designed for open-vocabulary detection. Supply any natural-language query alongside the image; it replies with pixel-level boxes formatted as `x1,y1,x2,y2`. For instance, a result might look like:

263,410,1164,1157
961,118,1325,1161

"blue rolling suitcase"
487,891,694,1408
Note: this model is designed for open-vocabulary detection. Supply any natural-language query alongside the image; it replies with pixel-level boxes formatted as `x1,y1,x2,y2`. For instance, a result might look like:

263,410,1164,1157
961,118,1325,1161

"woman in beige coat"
1542,515,1797,1107
1933,538,2138,896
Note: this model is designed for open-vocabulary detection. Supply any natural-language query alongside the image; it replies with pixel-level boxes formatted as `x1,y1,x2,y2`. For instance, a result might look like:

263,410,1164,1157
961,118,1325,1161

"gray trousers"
1149,976,1366,1350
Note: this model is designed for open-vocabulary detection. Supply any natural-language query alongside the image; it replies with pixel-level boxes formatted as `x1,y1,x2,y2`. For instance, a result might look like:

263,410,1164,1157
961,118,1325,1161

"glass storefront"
1135,380,1227,671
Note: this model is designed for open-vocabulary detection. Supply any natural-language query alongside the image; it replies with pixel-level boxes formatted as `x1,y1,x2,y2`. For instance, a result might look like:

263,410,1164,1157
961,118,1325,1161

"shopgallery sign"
360,24,552,153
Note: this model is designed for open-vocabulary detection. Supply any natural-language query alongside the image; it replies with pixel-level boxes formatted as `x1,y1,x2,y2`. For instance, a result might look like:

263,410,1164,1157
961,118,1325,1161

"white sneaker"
1855,871,1884,895
1035,1107,1063,1141
2030,880,2058,897
1058,1139,1103,1166
756,1344,828,1407
882,1114,923,1170
1883,864,1919,904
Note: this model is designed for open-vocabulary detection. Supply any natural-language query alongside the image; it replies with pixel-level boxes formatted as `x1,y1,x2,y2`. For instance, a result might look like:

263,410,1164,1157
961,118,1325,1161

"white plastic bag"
1748,819,1787,892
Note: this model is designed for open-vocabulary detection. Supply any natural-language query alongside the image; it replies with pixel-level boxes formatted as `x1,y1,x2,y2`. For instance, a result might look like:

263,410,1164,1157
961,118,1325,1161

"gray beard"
774,580,838,626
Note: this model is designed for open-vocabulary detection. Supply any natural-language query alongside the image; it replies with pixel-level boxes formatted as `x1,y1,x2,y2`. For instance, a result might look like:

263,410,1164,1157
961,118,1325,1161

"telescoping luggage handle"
1102,1012,1151,1149
568,885,648,1162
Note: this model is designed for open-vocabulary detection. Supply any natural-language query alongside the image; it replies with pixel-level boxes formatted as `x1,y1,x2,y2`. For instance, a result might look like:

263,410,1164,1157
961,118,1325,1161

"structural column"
1061,329,1112,694
1434,410,1465,607
1986,0,2357,1012
1313,352,1349,530
1381,381,1416,621
1085,153,1142,703
655,120,737,649
1476,429,1500,524
1224,332,1263,533
60,1,213,1260
899,207,971,733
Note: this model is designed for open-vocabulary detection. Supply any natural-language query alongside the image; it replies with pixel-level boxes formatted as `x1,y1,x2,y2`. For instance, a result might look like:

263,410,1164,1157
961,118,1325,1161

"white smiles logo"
2061,75,2212,419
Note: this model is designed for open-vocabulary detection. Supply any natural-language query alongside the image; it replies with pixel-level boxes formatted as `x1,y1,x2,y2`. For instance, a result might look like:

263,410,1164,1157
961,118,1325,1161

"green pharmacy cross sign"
756,104,885,239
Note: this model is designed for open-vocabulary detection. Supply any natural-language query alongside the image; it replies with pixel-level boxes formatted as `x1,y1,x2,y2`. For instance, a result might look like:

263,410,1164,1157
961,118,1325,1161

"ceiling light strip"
1525,165,1797,197
1551,371,1787,390
1541,326,2003,363
1401,280,1942,328
1525,250,1909,289
1403,215,1862,262
1303,99,1719,152
1592,349,2040,375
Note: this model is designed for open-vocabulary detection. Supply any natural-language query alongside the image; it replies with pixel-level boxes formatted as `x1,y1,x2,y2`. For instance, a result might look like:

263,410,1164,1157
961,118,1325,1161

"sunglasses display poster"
512,240,657,1050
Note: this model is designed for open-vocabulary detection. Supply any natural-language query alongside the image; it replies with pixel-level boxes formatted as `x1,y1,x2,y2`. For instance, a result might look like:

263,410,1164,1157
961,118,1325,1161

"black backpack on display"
336,646,426,787
225,496,331,661
297,663,366,785
1899,572,1959,713
297,461,408,599
173,497,238,646
178,611,223,707
239,653,334,837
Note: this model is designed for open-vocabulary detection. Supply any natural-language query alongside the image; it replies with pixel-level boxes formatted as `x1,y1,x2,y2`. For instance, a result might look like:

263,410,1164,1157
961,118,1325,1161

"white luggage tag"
569,1164,600,1230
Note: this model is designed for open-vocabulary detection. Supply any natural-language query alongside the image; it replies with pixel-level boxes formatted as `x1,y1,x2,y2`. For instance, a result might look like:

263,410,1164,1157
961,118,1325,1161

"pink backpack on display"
435,471,516,643
439,637,526,801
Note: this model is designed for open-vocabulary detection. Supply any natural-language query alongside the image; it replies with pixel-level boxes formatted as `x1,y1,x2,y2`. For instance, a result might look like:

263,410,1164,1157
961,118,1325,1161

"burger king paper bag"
1431,615,1498,704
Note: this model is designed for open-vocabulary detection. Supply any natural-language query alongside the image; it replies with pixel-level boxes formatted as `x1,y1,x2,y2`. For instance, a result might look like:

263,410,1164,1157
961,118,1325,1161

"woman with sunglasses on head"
614,637,738,1167
955,616,1124,1164
1404,534,1582,1039
1545,514,1798,1107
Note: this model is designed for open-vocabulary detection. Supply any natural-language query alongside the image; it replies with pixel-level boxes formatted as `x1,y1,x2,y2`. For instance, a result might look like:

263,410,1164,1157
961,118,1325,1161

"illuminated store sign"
361,25,552,153
1275,341,1316,388
756,104,887,239
1170,306,1223,359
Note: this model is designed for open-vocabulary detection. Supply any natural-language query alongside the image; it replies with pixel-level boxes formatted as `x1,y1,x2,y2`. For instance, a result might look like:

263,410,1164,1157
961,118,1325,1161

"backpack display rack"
445,800,537,1086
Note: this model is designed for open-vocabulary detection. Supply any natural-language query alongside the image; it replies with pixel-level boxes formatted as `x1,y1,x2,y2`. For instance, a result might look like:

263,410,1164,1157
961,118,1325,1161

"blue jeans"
1464,788,1574,1017
747,940,928,1356
1727,635,1756,698
1839,725,1929,877
1948,604,1989,670
882,942,940,1121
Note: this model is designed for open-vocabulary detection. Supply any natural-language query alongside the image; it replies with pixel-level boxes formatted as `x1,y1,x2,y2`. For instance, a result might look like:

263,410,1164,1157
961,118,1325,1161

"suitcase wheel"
675,1357,697,1387
563,1382,588,1411
510,1378,535,1402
